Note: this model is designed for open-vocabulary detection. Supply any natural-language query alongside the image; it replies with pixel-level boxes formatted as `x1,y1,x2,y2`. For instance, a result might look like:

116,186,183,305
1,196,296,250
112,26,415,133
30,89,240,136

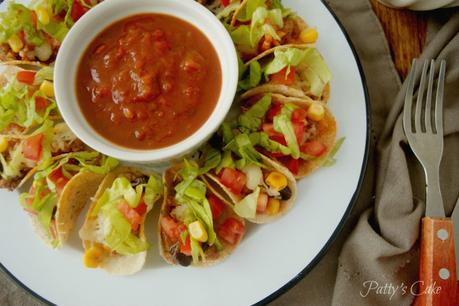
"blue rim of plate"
0,0,371,305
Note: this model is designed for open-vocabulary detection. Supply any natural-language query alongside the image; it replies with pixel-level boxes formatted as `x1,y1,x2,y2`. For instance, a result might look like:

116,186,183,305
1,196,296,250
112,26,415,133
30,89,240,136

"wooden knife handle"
419,217,457,305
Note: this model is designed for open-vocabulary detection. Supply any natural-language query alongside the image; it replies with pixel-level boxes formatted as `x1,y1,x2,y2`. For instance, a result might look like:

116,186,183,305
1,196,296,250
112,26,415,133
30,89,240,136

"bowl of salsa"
54,0,238,162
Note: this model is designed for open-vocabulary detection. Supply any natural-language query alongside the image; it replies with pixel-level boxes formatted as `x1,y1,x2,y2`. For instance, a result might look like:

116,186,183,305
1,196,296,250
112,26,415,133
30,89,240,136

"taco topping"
0,1,100,61
81,173,161,264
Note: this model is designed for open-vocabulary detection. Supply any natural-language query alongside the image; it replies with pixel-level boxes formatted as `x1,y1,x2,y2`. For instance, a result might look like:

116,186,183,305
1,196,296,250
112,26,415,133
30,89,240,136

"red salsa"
76,14,222,149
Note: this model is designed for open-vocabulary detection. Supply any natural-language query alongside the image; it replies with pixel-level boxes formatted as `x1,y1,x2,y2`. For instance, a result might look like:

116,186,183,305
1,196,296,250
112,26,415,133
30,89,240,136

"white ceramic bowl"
55,0,238,163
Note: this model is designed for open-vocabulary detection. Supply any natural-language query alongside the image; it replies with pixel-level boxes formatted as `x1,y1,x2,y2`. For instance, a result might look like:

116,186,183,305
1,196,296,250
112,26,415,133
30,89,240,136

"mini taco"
0,64,57,135
0,121,84,190
0,1,99,62
240,46,331,101
19,151,118,248
79,167,162,275
159,161,245,266
216,0,318,62
237,93,339,178
198,126,297,223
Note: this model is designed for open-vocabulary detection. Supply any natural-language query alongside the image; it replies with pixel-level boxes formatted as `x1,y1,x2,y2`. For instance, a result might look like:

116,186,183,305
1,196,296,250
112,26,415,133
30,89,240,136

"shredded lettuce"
238,94,271,132
216,150,235,174
236,0,266,22
297,48,332,97
224,133,263,169
89,173,161,255
199,145,221,174
216,1,240,20
264,48,308,76
234,186,260,219
264,48,332,97
273,103,300,159
249,132,291,155
103,208,149,256
173,164,222,263
221,121,236,145
250,7,283,46
0,2,45,45
0,68,57,132
36,66,54,82
239,60,262,90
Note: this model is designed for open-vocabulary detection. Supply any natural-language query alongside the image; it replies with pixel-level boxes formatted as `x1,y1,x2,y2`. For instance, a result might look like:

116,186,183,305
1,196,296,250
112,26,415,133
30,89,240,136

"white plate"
0,0,369,305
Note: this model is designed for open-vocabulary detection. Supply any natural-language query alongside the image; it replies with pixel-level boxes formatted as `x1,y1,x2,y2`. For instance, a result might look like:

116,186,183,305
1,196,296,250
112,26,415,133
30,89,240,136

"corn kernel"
0,136,8,153
265,171,288,191
300,28,318,44
83,244,105,268
188,221,208,243
36,8,50,25
39,80,54,98
7,34,23,53
307,103,325,121
266,198,280,215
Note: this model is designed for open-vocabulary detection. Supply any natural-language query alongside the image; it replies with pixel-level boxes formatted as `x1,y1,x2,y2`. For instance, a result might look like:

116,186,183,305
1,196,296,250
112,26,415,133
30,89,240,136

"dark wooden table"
371,0,427,78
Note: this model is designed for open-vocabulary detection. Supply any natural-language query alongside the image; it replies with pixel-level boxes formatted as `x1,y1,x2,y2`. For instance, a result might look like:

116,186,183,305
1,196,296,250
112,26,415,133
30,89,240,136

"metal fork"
403,59,446,218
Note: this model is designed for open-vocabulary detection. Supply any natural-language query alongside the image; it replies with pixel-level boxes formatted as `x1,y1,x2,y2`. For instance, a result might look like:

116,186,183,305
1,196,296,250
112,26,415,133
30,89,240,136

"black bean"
280,186,292,201
176,252,192,267
208,133,223,149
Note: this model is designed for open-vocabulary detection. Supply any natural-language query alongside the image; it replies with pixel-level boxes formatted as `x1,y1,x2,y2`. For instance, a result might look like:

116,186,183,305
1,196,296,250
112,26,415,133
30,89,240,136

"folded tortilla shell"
159,164,245,267
79,167,159,275
204,155,297,224
243,93,337,179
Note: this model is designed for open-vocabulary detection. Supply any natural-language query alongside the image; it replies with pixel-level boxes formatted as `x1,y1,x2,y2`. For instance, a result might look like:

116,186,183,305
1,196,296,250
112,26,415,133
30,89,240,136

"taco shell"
79,167,159,275
159,164,245,267
203,155,297,224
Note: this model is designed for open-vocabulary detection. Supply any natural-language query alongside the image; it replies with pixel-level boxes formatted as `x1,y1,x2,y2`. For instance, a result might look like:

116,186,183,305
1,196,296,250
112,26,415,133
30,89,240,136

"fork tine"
424,60,435,134
435,60,446,135
403,59,416,134
415,61,429,133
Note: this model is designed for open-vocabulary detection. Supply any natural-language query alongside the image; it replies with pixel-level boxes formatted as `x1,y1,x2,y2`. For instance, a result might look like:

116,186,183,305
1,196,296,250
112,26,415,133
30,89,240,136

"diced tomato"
16,71,36,85
269,67,296,85
262,123,286,144
220,0,230,6
117,201,142,232
35,97,48,110
134,201,147,216
71,0,89,22
280,157,299,176
292,109,307,124
160,216,180,241
217,217,245,245
180,235,191,256
219,168,246,196
22,133,43,161
48,167,70,193
293,122,305,144
263,123,288,146
266,103,282,122
301,141,327,157
208,194,225,220
257,192,268,213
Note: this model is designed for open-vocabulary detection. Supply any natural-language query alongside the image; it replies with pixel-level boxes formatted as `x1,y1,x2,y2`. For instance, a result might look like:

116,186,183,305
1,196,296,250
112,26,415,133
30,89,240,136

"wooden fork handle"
419,217,457,305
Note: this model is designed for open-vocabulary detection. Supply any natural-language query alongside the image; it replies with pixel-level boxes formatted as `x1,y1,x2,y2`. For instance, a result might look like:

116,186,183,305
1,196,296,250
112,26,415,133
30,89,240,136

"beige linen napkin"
378,0,459,10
